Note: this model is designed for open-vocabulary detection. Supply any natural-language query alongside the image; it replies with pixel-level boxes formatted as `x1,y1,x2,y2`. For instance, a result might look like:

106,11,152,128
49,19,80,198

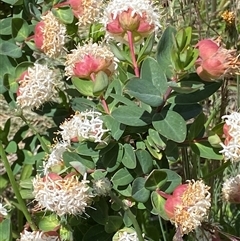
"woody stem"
127,31,140,77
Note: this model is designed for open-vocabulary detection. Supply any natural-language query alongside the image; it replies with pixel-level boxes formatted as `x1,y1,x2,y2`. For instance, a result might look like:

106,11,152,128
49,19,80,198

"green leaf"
38,214,60,232
19,189,34,199
111,168,134,186
145,170,167,191
191,141,223,160
136,149,153,174
102,115,125,141
171,103,202,120
122,144,136,169
93,71,109,96
1,0,22,5
20,164,33,180
151,192,169,220
140,57,168,96
169,80,204,94
156,26,177,78
83,225,112,241
76,142,99,157
125,77,163,107
167,74,222,104
12,18,29,42
0,41,22,58
137,33,155,62
132,177,150,203
104,216,123,233
0,219,11,241
72,77,94,97
0,18,12,35
63,151,95,170
52,7,74,24
160,169,182,193
102,144,123,172
188,112,205,140
148,129,166,149
114,184,132,197
152,110,186,143
111,106,152,126
165,141,179,161
88,199,109,225
14,61,33,79
5,140,17,153
70,97,96,112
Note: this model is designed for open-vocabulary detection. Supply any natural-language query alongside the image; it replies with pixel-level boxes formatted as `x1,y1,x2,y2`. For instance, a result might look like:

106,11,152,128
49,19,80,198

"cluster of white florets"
17,63,63,109
58,110,108,143
220,112,240,163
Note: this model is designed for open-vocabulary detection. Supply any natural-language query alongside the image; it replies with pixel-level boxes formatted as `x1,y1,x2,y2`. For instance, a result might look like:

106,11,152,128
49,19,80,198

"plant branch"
0,141,37,231
110,192,144,241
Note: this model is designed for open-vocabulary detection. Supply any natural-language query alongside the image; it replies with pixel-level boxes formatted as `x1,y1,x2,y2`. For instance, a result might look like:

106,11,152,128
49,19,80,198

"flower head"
32,173,93,216
164,180,211,235
92,177,112,196
102,0,159,43
221,10,235,25
222,174,240,203
34,11,67,58
195,39,240,81
58,110,108,143
68,0,102,26
113,228,147,241
65,42,116,79
43,141,69,175
18,230,59,241
220,112,240,163
16,63,63,109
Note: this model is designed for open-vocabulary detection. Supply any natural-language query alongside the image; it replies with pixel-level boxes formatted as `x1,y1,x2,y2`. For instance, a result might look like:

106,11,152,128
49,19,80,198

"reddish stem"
156,190,171,199
127,31,140,77
100,96,110,114
90,73,110,114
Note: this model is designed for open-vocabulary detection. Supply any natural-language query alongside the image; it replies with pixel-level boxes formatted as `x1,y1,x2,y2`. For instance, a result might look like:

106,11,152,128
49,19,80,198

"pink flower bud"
164,184,188,219
65,42,116,80
106,9,155,43
223,123,232,145
196,39,219,60
73,54,112,79
34,21,44,50
103,0,159,43
195,39,240,81
67,0,83,18
43,173,62,182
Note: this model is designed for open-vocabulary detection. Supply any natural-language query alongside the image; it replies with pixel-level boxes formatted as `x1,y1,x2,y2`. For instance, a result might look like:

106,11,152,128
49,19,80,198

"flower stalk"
0,141,37,231
127,31,140,77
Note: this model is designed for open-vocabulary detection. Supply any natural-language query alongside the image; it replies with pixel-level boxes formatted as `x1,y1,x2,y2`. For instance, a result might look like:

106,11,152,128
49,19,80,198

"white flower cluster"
43,141,69,174
58,110,108,143
17,63,63,109
32,174,92,216
222,174,240,203
40,11,67,58
18,230,59,241
220,112,240,163
0,202,7,217
114,229,147,241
